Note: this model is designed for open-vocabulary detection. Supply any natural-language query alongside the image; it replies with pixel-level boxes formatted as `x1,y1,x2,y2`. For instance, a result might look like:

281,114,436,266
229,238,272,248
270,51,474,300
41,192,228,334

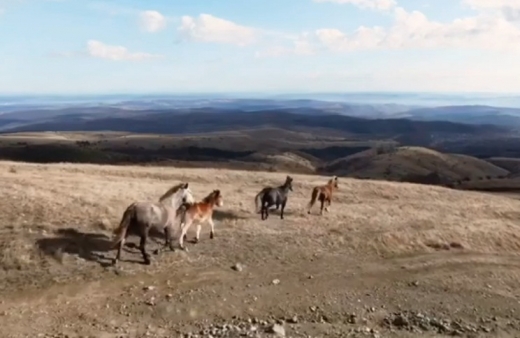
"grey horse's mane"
158,183,188,203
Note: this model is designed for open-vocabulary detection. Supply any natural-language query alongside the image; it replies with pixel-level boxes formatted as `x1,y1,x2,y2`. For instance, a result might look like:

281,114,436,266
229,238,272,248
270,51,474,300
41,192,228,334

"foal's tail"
111,202,136,249
307,187,319,211
175,202,192,231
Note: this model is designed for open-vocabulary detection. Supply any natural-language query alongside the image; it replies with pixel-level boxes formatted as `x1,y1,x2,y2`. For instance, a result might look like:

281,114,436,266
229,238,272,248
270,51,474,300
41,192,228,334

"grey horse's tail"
111,202,136,248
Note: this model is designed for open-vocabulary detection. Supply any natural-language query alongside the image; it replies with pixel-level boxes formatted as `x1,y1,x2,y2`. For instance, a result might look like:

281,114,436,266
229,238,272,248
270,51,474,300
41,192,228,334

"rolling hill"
320,146,509,184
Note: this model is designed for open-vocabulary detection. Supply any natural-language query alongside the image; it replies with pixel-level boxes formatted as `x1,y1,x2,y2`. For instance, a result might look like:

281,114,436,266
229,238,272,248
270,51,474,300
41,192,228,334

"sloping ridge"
241,150,317,173
321,146,509,184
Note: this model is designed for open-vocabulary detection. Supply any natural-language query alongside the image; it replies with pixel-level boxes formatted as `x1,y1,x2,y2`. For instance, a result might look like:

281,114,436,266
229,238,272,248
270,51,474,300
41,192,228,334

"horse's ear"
214,189,221,195
183,182,189,189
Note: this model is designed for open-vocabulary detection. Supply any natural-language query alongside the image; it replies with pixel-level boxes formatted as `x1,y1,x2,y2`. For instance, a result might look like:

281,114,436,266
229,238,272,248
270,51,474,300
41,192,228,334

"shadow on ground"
36,228,115,266
35,227,156,266
213,209,248,221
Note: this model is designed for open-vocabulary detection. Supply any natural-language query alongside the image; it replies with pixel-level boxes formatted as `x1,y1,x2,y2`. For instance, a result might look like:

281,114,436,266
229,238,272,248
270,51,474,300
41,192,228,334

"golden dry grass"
1,159,520,275
3,160,520,337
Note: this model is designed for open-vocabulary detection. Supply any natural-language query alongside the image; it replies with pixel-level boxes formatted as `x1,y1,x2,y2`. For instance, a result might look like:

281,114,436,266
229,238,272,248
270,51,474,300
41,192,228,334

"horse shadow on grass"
36,227,156,267
213,209,248,222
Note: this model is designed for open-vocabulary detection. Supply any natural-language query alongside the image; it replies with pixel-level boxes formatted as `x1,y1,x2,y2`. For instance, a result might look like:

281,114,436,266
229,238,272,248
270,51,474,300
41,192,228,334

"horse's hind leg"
165,225,175,251
261,202,268,220
262,201,270,220
112,239,124,265
319,197,325,215
324,198,331,212
112,230,129,265
139,233,151,265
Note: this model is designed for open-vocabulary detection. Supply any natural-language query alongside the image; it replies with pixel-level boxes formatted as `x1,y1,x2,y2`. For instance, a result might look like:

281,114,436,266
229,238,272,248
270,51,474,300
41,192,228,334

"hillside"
321,146,509,184
487,157,520,174
1,161,520,337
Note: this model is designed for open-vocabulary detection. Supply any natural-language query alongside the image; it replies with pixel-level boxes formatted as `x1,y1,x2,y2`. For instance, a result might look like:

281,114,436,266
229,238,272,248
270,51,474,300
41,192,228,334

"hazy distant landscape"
2,92,520,190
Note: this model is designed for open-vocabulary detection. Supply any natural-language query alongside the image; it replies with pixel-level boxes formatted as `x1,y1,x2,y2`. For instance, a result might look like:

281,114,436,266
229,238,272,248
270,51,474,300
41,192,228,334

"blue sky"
1,0,519,94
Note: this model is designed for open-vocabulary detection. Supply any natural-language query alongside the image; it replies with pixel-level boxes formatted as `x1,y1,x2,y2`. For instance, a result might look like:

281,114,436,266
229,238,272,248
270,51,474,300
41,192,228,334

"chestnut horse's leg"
324,197,331,212
209,218,215,239
194,223,202,243
319,196,325,215
179,218,193,251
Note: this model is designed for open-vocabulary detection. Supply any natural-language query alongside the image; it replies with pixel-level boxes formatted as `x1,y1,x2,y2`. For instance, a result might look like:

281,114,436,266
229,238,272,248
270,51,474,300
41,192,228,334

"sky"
1,0,520,94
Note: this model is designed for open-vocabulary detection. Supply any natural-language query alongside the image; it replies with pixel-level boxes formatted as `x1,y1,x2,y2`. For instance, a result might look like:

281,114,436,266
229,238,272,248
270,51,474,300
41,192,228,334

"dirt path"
2,239,520,337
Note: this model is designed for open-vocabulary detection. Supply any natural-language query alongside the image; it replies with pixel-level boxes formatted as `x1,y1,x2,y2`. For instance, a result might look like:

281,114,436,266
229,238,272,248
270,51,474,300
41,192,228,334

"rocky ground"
1,162,520,337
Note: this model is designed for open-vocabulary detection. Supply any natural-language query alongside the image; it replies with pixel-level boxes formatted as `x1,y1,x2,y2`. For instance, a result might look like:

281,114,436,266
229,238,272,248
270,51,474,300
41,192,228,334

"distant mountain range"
1,95,520,138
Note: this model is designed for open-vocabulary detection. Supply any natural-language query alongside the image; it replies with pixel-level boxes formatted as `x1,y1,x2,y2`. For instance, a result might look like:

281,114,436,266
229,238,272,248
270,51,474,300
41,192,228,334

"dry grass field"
1,160,520,337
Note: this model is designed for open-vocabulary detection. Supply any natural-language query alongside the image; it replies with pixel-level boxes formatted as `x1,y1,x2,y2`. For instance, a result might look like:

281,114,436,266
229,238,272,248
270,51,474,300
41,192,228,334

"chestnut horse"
176,189,224,251
110,183,194,265
307,176,339,215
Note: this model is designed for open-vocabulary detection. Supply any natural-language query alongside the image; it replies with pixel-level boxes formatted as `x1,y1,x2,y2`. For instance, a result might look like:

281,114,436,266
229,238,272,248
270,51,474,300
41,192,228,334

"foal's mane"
159,182,188,202
324,176,338,190
202,190,220,204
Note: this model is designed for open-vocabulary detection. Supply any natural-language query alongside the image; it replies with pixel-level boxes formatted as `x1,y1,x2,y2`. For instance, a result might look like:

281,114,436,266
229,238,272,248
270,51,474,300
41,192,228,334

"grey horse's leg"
112,229,130,265
139,232,151,265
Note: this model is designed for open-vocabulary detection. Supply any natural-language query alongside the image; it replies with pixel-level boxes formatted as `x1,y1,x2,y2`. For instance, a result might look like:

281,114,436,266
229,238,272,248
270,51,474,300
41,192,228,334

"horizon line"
1,90,520,97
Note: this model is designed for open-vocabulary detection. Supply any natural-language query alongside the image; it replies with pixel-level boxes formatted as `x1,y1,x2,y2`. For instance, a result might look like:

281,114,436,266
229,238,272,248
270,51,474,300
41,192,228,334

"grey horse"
110,182,194,265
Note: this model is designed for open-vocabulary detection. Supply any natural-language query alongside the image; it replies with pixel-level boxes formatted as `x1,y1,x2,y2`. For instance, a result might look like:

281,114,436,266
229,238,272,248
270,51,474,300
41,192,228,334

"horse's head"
213,189,224,207
285,175,294,191
179,183,195,204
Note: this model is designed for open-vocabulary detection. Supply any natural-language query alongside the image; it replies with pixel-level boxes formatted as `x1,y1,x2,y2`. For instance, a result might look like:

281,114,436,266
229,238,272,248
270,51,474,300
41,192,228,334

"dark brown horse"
307,176,339,215
110,183,194,265
258,175,293,220
177,189,224,251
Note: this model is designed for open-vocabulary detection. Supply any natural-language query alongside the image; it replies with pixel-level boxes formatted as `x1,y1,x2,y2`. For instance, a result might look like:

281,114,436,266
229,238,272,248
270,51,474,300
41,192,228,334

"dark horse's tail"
111,202,136,249
307,187,319,212
254,188,268,214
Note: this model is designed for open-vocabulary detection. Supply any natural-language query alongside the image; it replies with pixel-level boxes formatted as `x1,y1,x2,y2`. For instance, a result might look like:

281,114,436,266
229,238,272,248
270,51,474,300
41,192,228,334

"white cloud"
178,14,257,46
255,34,316,58
312,0,396,11
86,40,163,61
313,4,520,52
464,0,520,10
464,0,520,21
139,10,167,33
